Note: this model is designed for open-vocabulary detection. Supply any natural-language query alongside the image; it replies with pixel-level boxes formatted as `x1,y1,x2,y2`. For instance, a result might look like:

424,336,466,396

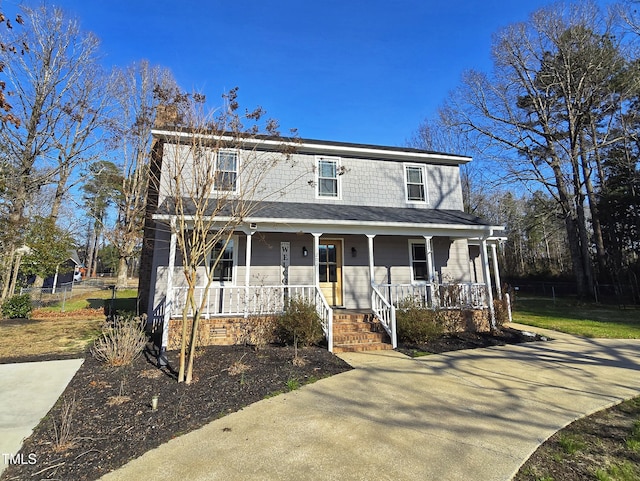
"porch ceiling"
154,199,503,238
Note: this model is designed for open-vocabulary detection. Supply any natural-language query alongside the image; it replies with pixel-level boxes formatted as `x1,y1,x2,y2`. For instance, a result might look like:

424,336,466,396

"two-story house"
138,125,504,353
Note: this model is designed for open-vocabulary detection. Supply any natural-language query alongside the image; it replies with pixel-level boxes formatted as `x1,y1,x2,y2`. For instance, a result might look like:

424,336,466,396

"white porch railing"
371,285,397,348
375,283,488,310
170,284,334,351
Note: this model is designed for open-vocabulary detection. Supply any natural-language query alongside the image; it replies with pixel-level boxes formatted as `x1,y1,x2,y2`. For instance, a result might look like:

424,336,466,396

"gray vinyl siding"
156,145,464,211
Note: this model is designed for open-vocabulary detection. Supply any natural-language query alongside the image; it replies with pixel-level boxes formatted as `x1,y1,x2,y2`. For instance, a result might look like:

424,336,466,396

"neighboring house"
138,126,504,353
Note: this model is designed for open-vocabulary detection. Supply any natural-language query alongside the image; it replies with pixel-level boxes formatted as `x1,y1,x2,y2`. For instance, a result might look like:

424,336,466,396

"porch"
153,205,504,353
164,280,494,353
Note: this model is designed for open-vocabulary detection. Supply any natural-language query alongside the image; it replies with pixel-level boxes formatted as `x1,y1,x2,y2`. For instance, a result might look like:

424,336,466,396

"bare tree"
0,8,24,127
159,88,298,383
0,5,103,300
106,61,179,288
440,2,637,298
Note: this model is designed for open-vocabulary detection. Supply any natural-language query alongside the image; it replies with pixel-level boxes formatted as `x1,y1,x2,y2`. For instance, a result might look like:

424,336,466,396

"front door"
319,239,343,306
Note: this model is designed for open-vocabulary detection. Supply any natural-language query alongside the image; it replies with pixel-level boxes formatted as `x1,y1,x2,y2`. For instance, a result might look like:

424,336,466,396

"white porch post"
480,237,496,330
312,233,321,287
367,234,376,285
424,235,436,306
491,242,502,300
244,232,254,318
162,218,177,350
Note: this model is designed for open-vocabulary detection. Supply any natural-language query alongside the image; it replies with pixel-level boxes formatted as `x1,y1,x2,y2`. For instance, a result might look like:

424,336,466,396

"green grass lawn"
37,288,139,312
512,296,640,339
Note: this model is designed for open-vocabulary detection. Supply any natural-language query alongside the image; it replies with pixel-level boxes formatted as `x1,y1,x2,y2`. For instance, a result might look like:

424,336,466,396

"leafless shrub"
91,313,148,367
52,393,76,452
228,353,251,376
107,379,131,406
292,355,307,367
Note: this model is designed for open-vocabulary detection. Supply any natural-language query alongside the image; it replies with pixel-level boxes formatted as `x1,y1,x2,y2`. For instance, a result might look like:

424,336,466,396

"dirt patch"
0,317,103,362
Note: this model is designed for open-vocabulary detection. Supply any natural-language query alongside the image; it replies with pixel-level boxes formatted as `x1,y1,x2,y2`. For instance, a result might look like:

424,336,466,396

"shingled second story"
149,129,470,211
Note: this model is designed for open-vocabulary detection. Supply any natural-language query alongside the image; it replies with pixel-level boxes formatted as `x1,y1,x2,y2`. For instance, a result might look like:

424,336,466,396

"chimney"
154,104,179,127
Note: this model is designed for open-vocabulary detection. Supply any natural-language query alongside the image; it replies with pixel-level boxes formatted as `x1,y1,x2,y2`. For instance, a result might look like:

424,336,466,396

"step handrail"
371,285,397,349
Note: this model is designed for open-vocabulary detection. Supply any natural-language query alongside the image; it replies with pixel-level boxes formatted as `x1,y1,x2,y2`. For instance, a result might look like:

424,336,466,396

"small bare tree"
161,88,298,384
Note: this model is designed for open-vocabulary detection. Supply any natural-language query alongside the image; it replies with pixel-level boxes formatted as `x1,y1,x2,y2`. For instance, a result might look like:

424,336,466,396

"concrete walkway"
0,358,84,476
100,325,640,481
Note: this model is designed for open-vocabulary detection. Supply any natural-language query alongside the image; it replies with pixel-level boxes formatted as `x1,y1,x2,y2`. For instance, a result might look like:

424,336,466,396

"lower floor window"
410,241,428,281
210,239,234,282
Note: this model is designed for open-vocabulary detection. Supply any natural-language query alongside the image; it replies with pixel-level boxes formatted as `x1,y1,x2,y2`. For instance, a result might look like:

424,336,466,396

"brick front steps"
332,311,393,353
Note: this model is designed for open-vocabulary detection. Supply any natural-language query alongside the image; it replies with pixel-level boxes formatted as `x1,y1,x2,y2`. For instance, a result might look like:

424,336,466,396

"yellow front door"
319,240,343,306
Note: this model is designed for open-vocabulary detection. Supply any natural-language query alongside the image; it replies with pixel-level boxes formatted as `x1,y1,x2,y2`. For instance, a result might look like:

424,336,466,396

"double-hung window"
215,150,238,192
409,240,428,282
209,239,235,282
317,157,340,198
404,164,428,203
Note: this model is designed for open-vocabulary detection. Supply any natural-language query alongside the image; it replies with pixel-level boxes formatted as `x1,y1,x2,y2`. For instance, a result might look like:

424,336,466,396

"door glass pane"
319,245,327,263
319,267,327,283
328,264,337,282
327,245,336,263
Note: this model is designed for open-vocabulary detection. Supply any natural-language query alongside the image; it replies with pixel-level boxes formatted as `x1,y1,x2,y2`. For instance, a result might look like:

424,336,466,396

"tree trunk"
116,256,128,288
86,227,96,279
49,165,70,223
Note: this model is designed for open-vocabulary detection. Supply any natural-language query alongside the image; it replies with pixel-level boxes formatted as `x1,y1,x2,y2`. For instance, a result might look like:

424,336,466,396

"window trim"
205,235,238,286
408,239,429,284
213,149,239,193
403,163,429,204
315,156,342,199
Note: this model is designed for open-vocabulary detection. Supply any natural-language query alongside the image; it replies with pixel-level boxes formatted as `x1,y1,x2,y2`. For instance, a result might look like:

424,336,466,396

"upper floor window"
404,164,428,203
317,157,340,198
215,150,238,192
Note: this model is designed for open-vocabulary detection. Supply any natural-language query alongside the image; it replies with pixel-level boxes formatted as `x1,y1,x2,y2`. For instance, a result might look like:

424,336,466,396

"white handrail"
371,285,397,348
313,287,333,352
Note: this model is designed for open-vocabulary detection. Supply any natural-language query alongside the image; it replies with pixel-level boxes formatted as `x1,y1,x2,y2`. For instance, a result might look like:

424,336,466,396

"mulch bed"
396,326,548,356
1,328,547,481
0,344,352,481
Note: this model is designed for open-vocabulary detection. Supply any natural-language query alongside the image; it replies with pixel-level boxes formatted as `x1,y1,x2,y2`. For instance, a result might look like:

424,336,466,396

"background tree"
0,8,24,127
106,61,179,288
0,5,103,299
440,2,638,299
19,216,74,287
82,160,121,277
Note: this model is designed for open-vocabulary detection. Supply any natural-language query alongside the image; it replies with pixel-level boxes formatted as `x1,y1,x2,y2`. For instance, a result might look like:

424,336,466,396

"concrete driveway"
0,358,84,477
101,325,640,481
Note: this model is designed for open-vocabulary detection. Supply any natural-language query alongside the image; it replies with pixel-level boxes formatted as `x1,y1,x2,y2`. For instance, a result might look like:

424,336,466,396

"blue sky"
4,0,602,147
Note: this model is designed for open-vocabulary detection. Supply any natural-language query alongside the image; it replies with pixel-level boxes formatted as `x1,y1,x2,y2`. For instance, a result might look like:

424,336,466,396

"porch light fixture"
351,247,357,257
302,246,308,257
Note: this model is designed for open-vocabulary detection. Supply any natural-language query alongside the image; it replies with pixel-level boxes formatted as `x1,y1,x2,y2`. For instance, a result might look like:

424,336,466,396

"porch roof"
154,199,503,237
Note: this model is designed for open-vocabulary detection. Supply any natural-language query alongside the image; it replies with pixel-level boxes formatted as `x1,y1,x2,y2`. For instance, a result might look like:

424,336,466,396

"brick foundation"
167,316,277,350
165,308,491,351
